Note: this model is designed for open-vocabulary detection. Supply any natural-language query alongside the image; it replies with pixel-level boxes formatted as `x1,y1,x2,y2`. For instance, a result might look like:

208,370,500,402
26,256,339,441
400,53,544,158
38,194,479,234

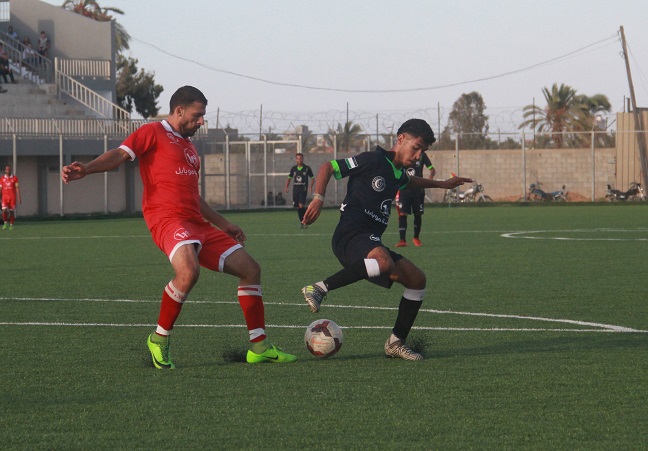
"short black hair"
397,119,436,145
169,86,208,113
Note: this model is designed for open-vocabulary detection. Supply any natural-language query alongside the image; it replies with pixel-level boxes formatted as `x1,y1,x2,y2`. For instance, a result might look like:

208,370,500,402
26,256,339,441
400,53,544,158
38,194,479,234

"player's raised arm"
61,148,131,184
406,175,472,190
303,161,334,225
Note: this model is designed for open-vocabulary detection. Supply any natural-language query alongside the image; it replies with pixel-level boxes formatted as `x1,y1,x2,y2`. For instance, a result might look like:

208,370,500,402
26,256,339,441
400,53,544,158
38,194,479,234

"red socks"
155,282,187,336
154,282,267,343
238,285,266,342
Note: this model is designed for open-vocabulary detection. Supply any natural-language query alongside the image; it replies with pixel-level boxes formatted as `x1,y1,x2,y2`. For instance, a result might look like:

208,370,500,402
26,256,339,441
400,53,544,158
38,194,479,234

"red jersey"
119,120,202,226
1,174,19,196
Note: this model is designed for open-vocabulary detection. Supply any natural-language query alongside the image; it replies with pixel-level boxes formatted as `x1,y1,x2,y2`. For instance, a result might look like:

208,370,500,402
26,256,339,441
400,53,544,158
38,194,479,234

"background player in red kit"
1,164,21,230
61,86,296,369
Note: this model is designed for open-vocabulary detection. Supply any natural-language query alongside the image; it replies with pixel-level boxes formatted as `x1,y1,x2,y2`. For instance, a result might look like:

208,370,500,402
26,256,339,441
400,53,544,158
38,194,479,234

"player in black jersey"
301,119,471,361
395,152,435,247
285,153,314,228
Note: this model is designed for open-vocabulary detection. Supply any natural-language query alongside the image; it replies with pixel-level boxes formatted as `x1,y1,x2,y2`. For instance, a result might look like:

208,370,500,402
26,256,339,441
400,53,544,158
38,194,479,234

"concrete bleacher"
1,76,90,118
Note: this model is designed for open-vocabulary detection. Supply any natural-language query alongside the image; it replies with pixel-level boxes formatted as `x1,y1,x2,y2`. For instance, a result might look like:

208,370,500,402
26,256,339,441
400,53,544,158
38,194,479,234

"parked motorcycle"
605,182,646,202
527,182,569,202
443,182,493,203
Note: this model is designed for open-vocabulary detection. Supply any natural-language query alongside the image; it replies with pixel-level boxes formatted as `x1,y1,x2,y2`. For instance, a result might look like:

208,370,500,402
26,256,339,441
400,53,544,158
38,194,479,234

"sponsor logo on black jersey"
380,199,392,217
371,176,386,192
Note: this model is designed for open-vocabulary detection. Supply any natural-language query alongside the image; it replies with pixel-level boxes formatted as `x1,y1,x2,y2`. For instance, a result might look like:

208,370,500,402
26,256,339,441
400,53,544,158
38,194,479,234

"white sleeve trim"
119,144,136,161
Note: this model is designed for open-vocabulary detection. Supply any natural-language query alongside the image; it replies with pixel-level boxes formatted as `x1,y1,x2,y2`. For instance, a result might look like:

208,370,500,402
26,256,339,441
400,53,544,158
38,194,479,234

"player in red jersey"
61,86,296,369
1,164,21,230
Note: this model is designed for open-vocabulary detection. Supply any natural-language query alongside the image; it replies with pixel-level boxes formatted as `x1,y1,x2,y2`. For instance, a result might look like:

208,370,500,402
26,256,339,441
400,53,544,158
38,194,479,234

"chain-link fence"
1,128,646,218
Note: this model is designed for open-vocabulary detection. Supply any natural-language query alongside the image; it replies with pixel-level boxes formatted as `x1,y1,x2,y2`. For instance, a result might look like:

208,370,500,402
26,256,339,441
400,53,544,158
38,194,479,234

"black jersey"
288,165,314,191
331,146,410,236
400,152,433,198
404,152,433,178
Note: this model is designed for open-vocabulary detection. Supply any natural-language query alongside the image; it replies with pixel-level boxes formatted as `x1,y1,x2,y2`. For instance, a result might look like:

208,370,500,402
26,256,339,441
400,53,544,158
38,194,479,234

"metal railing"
56,58,111,78
55,59,130,121
0,34,52,84
0,117,208,138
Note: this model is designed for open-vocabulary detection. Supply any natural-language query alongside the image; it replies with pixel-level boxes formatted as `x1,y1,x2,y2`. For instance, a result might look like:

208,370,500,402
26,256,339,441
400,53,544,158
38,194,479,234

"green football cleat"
246,344,297,364
8,224,13,231
147,333,175,370
2,223,7,230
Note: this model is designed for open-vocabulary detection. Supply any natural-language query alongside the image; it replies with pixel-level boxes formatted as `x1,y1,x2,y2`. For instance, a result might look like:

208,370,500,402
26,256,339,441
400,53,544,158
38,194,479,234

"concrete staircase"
0,74,91,118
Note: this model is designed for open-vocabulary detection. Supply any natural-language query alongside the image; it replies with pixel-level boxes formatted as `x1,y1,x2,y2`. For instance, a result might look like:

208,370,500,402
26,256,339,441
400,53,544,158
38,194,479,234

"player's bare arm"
303,162,334,225
199,197,246,243
406,175,472,190
61,148,130,184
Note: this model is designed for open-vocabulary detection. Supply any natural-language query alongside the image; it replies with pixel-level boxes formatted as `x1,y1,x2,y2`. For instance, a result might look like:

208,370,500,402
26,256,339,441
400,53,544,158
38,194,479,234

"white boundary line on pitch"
501,228,648,241
4,228,648,241
0,230,511,241
1,297,645,333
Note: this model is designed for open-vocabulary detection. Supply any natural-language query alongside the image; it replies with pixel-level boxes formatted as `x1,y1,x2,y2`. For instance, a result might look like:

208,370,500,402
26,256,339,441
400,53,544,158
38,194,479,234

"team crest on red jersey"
184,148,199,169
174,228,191,240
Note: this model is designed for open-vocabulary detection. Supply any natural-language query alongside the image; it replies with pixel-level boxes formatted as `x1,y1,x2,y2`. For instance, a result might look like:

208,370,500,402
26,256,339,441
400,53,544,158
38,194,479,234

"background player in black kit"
395,152,435,247
285,153,314,228
301,119,471,361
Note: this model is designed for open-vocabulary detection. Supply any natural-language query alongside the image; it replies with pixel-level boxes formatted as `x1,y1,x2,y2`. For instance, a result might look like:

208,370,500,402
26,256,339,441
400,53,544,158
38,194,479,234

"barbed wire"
205,106,548,136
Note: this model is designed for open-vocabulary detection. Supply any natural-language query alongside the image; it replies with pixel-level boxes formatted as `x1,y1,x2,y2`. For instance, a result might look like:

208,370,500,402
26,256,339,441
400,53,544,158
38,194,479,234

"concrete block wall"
426,147,616,202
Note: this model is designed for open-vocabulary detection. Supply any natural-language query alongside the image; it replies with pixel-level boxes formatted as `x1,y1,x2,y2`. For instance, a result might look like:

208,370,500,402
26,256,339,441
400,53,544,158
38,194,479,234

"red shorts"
150,218,242,272
2,194,16,210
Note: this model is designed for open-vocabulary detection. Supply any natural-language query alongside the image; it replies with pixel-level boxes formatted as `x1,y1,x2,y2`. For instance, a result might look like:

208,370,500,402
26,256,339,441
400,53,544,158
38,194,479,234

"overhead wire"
130,33,619,94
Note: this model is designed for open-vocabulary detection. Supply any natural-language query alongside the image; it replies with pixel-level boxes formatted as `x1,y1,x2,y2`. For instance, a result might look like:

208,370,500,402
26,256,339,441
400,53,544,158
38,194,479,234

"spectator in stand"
0,43,6,57
38,31,51,58
0,53,16,84
275,192,286,206
22,43,38,70
7,26,19,41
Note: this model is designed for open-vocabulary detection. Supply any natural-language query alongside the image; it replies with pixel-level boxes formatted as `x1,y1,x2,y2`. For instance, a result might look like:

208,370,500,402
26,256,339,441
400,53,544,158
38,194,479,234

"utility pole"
620,26,648,188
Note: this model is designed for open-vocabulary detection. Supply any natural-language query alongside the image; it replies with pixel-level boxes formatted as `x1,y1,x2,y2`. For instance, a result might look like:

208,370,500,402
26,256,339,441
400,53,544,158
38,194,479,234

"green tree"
445,92,490,150
327,121,364,153
520,83,611,148
436,127,456,150
116,55,163,119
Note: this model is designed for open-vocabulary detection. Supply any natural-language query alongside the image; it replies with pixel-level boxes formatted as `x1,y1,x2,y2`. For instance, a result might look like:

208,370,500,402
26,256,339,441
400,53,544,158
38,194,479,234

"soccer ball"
304,319,343,358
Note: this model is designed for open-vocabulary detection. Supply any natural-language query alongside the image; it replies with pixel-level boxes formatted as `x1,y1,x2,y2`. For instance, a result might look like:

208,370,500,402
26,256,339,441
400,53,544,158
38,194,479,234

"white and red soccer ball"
304,319,343,358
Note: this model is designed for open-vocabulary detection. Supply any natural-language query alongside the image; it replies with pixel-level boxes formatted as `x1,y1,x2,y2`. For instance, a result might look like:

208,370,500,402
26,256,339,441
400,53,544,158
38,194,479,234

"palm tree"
61,0,130,52
327,121,364,153
520,83,611,148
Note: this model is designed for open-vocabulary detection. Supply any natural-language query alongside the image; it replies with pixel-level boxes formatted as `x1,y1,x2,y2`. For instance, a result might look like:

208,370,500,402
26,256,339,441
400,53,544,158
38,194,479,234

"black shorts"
331,229,404,288
398,189,425,215
292,189,307,207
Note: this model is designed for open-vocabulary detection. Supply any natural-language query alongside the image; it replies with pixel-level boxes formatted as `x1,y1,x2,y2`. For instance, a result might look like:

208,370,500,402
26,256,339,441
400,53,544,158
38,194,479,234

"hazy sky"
40,0,648,133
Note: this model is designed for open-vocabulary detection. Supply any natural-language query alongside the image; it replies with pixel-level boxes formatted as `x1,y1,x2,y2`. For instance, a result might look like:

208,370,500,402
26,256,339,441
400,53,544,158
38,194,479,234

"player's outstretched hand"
444,176,473,189
61,161,87,184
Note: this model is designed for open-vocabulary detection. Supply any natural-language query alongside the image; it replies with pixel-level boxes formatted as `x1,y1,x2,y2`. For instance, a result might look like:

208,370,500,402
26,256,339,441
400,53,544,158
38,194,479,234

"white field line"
3,228,648,241
501,228,648,241
0,230,513,241
1,297,646,333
